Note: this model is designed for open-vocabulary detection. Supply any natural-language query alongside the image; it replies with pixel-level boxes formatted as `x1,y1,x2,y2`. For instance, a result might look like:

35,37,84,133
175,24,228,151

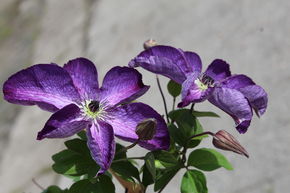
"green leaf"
154,167,180,191
42,186,69,193
167,80,182,97
192,110,220,118
186,118,207,148
153,150,179,169
188,148,233,171
145,152,156,180
114,143,127,160
169,109,190,123
77,130,87,140
65,138,90,155
142,164,154,187
52,148,99,178
168,123,185,147
69,176,115,193
181,170,207,193
111,160,140,182
169,109,206,148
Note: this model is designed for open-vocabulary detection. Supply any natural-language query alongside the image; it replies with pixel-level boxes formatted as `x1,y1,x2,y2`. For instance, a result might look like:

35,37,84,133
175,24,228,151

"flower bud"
213,130,249,158
143,39,157,50
136,118,157,140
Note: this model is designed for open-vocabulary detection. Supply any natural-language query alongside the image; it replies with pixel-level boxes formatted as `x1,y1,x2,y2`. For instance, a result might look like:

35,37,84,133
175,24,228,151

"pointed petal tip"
236,120,251,134
96,169,106,177
36,132,44,140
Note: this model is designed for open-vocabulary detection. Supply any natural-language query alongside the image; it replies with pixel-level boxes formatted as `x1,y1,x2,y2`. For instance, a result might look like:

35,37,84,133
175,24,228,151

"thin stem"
115,140,139,156
190,103,195,114
172,97,176,111
156,75,169,123
187,131,215,141
32,178,44,191
113,156,145,163
181,146,188,164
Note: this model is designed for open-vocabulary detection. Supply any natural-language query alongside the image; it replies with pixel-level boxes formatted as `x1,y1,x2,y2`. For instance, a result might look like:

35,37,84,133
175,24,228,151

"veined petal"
184,51,202,74
99,67,149,106
37,104,89,140
221,75,268,116
178,72,213,107
128,45,188,84
106,103,170,150
221,74,255,89
205,59,231,82
64,58,99,100
239,85,268,117
208,87,253,133
87,121,115,176
3,64,81,112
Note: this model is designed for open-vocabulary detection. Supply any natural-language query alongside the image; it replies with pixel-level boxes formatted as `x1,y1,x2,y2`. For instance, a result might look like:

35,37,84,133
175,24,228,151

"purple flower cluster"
129,45,268,133
3,44,268,175
3,58,169,175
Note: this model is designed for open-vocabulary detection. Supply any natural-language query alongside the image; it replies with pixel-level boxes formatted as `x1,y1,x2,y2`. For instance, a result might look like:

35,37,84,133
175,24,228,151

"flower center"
88,100,100,112
195,74,215,91
82,100,107,120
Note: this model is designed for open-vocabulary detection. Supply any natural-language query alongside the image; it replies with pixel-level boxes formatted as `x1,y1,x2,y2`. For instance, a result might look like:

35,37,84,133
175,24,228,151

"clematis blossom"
3,58,170,175
129,45,268,133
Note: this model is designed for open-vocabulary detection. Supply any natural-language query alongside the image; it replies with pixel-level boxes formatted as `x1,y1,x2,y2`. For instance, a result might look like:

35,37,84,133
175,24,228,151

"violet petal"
64,58,99,100
3,64,81,112
128,45,189,84
184,51,202,74
86,121,115,176
220,74,255,89
204,59,231,81
37,104,89,140
209,87,253,133
106,103,170,150
99,67,149,106
178,72,213,107
239,85,268,117
221,75,268,116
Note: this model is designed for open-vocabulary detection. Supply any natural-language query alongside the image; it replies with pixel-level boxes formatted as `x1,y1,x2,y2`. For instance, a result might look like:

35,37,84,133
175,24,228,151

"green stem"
156,75,169,123
181,146,188,164
172,97,176,111
190,103,195,114
187,131,215,141
115,140,139,156
113,156,145,163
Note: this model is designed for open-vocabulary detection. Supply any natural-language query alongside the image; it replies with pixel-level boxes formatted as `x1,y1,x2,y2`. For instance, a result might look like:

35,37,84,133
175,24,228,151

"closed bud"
213,130,249,158
136,118,157,140
143,39,157,50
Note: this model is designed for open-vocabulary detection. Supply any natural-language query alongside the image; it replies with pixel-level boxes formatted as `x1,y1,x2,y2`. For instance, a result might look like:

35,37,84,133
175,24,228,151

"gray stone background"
0,0,289,192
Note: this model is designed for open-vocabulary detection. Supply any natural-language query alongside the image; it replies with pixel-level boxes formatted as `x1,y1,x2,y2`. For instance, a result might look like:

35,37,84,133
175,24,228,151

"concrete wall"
0,0,289,192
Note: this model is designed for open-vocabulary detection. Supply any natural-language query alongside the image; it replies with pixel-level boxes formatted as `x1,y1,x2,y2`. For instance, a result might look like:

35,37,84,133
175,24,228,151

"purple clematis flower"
129,45,268,134
3,58,170,175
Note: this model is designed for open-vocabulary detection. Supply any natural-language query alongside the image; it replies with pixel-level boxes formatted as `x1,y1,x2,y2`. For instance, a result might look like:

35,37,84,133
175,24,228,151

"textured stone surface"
0,0,289,192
